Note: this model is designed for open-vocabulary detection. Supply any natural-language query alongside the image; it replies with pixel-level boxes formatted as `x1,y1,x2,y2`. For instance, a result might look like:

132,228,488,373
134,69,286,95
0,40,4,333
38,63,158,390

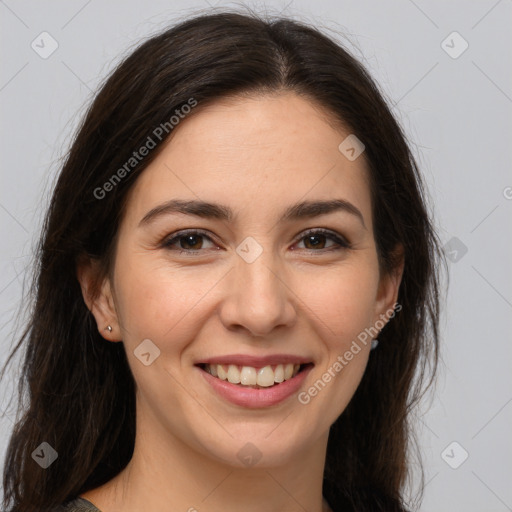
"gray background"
1,1,511,511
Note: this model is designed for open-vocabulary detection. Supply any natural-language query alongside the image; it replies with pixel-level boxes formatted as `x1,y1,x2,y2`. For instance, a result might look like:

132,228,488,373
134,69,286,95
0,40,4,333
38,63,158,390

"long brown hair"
1,10,444,512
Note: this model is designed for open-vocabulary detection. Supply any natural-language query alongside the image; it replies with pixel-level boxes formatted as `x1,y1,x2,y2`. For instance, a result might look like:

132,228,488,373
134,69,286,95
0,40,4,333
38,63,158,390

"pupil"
181,235,202,249
305,235,325,249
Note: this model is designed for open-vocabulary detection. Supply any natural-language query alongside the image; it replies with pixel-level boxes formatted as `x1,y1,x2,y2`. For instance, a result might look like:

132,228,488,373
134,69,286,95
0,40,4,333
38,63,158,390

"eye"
294,228,350,252
162,228,350,256
162,229,218,254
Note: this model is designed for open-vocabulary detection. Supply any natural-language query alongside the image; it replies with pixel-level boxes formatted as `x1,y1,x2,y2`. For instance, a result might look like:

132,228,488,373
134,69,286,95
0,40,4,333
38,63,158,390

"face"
82,92,401,469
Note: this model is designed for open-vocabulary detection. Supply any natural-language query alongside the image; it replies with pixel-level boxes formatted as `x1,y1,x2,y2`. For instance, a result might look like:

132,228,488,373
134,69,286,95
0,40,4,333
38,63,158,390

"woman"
1,10,444,512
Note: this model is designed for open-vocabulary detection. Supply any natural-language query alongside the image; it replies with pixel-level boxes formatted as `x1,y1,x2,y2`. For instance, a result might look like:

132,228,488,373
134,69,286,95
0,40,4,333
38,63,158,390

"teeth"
227,364,240,383
205,363,301,387
240,366,257,385
217,364,227,380
274,364,284,383
257,366,275,387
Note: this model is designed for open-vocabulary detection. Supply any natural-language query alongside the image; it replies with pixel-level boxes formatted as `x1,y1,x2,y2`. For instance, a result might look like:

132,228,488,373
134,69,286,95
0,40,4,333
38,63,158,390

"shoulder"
49,497,102,512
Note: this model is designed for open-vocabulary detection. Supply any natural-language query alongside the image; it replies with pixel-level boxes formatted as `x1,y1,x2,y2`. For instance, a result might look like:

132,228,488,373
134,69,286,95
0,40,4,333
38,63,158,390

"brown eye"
303,234,328,249
163,230,217,253
295,229,350,252
179,234,204,250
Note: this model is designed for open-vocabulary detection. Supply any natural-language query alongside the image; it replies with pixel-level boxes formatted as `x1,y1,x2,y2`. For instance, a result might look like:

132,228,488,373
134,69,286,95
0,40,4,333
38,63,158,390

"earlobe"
76,257,121,342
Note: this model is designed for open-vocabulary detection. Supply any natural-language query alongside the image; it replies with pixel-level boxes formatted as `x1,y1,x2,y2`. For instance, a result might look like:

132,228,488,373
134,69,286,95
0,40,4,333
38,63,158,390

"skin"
78,92,403,512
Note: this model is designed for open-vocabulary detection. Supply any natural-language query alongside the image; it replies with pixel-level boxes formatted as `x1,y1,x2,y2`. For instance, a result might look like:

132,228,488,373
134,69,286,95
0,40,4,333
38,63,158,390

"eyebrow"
139,198,366,228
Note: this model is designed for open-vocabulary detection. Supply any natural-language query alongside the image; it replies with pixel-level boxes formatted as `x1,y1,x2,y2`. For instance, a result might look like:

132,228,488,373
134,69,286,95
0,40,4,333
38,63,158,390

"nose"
218,247,297,337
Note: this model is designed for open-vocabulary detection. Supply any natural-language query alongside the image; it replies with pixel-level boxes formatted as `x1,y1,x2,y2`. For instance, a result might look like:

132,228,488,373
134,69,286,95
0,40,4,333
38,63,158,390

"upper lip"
195,354,314,367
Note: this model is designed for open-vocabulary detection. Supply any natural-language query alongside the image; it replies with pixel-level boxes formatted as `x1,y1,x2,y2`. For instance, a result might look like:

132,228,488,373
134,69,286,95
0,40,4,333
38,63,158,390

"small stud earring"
370,339,379,350
105,325,112,333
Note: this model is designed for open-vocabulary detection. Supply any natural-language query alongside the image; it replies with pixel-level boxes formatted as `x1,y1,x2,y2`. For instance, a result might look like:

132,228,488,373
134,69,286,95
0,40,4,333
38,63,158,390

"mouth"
195,362,314,389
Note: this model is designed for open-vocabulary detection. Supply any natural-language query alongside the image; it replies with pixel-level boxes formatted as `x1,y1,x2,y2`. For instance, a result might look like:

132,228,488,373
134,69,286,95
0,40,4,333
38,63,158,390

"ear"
76,256,121,342
373,245,404,327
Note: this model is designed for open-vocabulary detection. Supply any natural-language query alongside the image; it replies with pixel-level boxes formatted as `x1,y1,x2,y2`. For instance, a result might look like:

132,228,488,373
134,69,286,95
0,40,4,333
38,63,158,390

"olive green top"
54,497,101,511
56,496,335,511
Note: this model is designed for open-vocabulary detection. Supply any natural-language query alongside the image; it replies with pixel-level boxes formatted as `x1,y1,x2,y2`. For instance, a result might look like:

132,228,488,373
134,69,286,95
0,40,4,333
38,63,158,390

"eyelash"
162,228,351,256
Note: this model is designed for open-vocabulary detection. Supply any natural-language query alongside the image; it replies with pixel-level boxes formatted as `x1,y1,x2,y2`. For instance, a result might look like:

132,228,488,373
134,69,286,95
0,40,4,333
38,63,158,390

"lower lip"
197,365,313,409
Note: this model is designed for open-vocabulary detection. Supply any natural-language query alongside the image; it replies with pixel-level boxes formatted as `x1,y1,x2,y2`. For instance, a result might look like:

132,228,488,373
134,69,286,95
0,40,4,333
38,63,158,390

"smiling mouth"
196,363,314,389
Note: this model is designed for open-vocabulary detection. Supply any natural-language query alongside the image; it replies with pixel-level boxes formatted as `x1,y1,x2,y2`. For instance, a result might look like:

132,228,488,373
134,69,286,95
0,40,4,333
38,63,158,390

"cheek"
293,262,379,427
295,259,380,348
113,254,224,351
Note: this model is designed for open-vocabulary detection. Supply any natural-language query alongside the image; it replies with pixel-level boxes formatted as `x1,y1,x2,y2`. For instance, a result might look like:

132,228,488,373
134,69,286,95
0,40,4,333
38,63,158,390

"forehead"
123,92,372,228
